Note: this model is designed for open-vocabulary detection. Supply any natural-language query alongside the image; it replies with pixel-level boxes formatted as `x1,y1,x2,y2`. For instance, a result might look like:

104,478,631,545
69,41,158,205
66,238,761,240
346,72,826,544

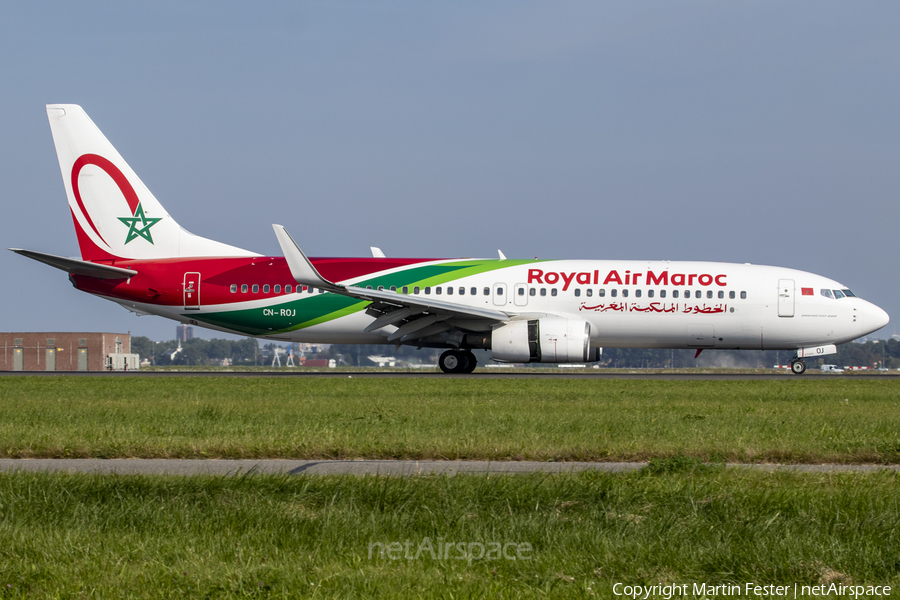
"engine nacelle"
490,317,598,363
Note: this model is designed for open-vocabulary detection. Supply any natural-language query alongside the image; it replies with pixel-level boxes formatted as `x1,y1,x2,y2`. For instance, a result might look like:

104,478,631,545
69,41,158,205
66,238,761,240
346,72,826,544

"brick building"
0,332,139,371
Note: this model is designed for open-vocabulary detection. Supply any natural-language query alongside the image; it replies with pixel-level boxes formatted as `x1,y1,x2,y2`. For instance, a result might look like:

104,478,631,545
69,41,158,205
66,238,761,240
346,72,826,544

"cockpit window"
820,289,833,299
833,290,845,299
842,289,856,297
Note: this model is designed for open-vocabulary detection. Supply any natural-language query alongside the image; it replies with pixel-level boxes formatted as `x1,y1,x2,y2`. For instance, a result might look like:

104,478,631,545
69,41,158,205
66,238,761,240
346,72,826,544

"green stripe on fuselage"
185,258,542,335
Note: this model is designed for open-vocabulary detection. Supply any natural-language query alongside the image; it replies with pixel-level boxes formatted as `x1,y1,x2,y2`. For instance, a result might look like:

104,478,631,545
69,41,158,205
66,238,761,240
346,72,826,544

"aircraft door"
184,272,201,310
492,283,507,306
777,279,794,317
514,283,528,307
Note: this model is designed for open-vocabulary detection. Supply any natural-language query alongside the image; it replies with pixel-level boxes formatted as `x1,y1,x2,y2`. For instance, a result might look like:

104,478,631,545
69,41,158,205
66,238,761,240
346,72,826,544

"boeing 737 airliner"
11,105,890,373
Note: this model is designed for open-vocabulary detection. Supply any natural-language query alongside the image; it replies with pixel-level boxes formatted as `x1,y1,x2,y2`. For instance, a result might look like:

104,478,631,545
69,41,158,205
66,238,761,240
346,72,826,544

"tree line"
131,335,900,369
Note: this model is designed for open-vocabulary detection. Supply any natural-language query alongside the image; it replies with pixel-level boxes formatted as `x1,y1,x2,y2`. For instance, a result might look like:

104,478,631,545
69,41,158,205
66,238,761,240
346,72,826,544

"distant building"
176,325,194,342
0,332,139,371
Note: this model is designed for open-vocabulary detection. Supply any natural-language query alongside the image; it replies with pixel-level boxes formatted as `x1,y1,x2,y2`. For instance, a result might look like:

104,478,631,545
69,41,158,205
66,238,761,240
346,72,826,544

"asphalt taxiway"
1,371,898,380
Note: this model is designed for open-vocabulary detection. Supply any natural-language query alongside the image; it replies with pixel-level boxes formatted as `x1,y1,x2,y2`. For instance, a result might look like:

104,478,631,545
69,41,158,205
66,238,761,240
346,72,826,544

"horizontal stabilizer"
9,248,137,279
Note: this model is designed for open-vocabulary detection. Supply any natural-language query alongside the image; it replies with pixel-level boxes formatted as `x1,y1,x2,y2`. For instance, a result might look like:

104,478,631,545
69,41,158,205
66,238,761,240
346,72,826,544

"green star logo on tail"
118,202,162,245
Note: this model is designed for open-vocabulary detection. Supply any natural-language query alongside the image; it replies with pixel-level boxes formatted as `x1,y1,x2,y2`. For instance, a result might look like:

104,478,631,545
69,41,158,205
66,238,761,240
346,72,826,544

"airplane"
10,105,890,374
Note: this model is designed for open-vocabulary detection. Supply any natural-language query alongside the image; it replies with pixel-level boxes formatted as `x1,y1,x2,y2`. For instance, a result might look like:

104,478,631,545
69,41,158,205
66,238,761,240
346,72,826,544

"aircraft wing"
272,225,509,341
9,249,137,279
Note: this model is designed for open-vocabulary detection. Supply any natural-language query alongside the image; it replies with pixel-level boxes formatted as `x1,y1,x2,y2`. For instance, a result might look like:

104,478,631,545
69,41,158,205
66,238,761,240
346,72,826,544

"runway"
1,370,898,380
0,459,897,476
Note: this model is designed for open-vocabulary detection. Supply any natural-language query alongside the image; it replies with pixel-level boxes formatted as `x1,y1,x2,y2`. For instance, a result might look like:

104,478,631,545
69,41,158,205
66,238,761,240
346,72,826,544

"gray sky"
1,1,898,342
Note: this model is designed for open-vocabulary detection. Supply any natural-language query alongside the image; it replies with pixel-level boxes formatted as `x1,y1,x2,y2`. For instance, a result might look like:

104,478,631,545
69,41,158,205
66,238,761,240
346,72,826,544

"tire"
790,360,806,375
461,351,478,373
439,350,466,374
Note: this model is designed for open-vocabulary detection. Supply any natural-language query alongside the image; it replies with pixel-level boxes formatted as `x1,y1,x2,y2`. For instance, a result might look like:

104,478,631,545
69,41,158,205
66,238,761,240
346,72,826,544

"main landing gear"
790,358,807,375
439,350,478,374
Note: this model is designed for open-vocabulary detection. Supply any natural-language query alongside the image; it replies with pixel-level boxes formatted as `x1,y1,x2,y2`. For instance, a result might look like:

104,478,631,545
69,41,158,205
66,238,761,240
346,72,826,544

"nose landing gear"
438,350,478,374
790,358,807,375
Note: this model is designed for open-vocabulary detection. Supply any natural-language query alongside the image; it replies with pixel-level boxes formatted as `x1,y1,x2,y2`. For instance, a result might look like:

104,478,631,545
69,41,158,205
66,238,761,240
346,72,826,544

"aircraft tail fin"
46,104,257,261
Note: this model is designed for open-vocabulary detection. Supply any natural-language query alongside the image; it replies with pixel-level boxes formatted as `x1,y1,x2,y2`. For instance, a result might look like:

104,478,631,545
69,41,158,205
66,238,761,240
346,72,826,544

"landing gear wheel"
790,359,806,375
461,350,477,373
439,350,468,374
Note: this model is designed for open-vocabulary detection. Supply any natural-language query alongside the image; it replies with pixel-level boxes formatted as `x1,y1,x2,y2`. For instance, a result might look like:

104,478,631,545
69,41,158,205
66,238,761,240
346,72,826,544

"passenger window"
611,289,618,298
436,287,442,295
309,287,315,294
446,287,452,295
366,285,373,290
458,287,464,295
833,290,845,299
414,286,420,294
497,287,504,295
425,287,431,295
470,287,476,295
483,287,490,295
263,284,270,293
377,286,384,291
241,284,248,293
820,289,833,299
622,289,628,298
540,288,547,297
648,290,654,298
529,288,536,296
635,289,641,298
551,289,558,296
717,291,724,299
695,291,702,299
660,290,666,299
252,284,259,293
390,286,396,292
740,291,747,299
706,290,712,299
598,289,605,297
684,289,690,298
517,287,525,296
230,284,237,293
574,289,581,297
286,285,292,293
729,291,735,299
402,286,408,294
673,290,679,299
274,285,281,293
586,289,593,297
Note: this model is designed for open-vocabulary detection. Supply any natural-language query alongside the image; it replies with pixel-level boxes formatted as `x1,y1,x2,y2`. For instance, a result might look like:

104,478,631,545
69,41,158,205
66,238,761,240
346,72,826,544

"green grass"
0,469,897,598
1,377,899,462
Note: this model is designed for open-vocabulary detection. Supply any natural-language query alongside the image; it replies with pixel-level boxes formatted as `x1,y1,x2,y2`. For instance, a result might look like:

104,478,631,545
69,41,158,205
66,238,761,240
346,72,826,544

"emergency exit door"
778,279,794,317
184,272,201,310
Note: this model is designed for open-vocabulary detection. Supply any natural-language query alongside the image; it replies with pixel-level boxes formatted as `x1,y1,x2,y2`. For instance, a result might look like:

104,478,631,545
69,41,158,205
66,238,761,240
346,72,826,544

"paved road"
1,371,898,380
0,459,896,476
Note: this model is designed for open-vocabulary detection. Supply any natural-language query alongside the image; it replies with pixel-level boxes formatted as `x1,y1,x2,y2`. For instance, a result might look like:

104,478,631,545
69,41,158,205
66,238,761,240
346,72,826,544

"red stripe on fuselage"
70,256,440,306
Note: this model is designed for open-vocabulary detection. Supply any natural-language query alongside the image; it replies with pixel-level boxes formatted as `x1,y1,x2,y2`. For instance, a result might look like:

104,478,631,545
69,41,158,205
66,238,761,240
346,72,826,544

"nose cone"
863,301,890,334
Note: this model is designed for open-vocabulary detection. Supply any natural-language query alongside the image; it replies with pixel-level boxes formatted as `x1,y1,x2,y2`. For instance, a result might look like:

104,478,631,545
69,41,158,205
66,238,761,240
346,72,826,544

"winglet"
370,247,386,258
272,225,340,290
498,250,507,260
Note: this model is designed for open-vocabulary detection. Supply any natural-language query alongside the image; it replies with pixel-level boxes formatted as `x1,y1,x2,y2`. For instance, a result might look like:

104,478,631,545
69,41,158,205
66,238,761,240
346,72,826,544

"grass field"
0,377,898,462
0,467,896,598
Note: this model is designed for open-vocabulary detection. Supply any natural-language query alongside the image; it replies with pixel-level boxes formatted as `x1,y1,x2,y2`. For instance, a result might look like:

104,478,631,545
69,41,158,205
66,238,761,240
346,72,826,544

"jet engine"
490,317,599,363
